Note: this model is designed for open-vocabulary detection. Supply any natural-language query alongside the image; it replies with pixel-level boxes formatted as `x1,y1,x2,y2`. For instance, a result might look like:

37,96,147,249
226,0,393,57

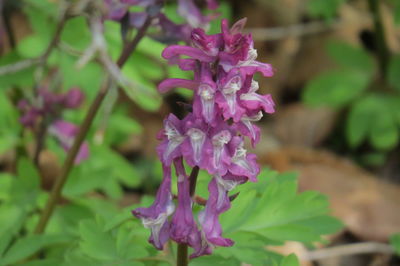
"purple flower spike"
132,164,175,250
136,18,276,258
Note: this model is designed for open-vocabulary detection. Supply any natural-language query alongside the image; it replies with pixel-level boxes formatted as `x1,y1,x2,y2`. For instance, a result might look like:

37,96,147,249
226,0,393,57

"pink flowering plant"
132,18,341,264
0,1,343,265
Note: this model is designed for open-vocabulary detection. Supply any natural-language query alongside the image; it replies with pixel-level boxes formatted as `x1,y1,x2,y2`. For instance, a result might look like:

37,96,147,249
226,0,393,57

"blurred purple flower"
104,0,218,42
49,120,89,164
18,87,88,164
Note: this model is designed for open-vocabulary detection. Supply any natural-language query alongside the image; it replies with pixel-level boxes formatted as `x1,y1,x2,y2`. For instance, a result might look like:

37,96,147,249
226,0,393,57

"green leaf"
221,171,342,245
0,205,27,256
79,219,119,261
302,70,369,108
280,254,299,266
327,41,374,74
121,58,162,111
369,106,399,150
10,158,41,207
0,234,71,265
191,255,240,266
0,53,35,88
55,53,103,99
346,96,379,148
78,217,148,263
17,35,48,58
390,233,400,255
61,17,91,51
388,55,400,91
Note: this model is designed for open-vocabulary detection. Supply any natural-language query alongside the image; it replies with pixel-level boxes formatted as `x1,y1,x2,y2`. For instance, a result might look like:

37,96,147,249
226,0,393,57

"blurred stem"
367,0,390,80
177,166,200,266
33,15,153,235
33,118,48,166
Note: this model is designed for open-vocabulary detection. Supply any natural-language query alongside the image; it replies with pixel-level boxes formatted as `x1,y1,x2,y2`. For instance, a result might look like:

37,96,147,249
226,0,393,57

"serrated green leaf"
79,219,119,261
327,41,374,74
390,233,400,255
221,171,341,246
302,70,369,108
0,234,71,265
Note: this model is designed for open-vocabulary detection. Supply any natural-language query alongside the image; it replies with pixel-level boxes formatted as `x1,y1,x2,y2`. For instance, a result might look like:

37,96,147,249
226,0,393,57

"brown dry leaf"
273,103,337,147
261,146,400,242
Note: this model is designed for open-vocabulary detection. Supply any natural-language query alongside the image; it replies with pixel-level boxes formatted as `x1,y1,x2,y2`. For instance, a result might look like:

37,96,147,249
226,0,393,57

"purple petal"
132,164,174,250
234,111,262,147
158,78,198,93
228,136,259,182
156,114,186,166
191,28,222,56
180,118,211,169
240,80,275,113
162,45,214,63
194,176,234,258
170,158,201,246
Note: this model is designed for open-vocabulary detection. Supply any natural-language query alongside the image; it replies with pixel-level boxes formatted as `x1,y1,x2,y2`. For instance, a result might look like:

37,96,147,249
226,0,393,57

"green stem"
176,166,200,266
177,243,189,266
34,16,153,235
367,0,390,80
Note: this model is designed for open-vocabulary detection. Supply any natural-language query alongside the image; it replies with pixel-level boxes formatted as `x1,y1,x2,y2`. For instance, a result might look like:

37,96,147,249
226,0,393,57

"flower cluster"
104,0,218,42
133,18,275,258
18,87,89,164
